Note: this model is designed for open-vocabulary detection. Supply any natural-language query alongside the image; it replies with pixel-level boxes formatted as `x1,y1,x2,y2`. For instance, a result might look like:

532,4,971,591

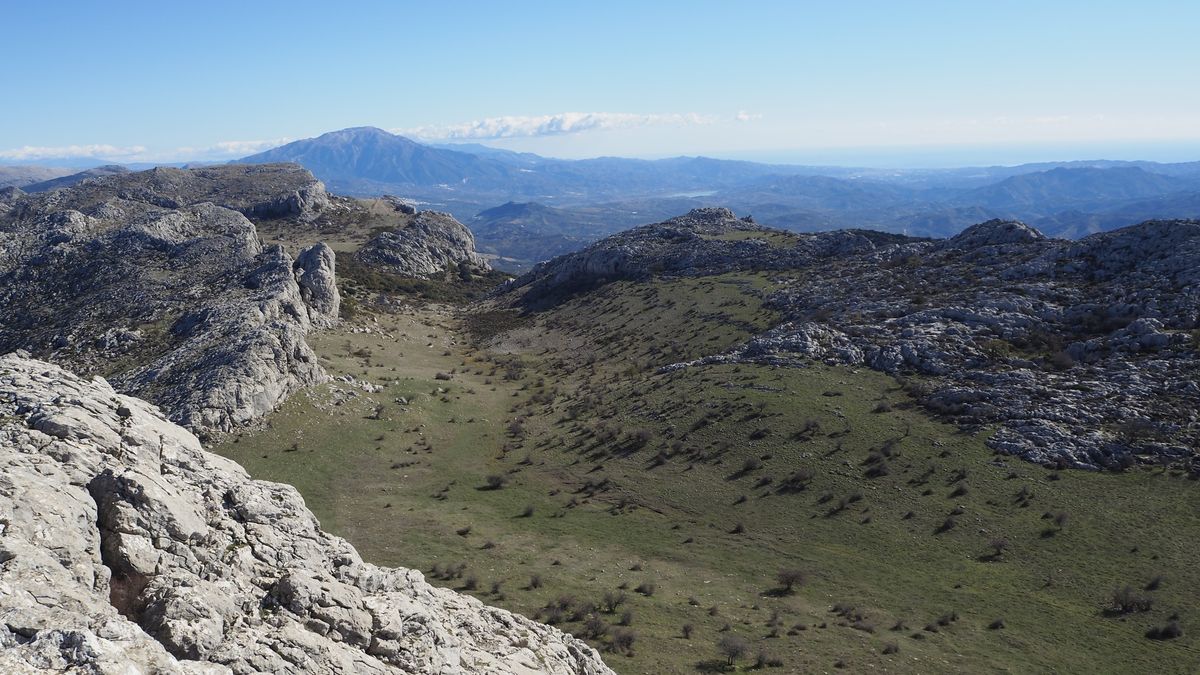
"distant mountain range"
10,126,1200,269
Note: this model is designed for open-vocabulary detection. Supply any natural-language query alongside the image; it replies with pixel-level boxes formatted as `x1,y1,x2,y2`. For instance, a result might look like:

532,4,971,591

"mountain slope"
956,166,1188,213
0,165,76,189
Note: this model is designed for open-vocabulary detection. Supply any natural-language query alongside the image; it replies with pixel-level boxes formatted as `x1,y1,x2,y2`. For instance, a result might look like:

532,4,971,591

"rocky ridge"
8,163,330,221
0,353,612,674
503,207,907,305
507,212,1199,469
0,165,340,434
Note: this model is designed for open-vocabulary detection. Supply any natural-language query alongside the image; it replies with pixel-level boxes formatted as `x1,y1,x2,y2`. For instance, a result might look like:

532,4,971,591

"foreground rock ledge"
0,353,613,675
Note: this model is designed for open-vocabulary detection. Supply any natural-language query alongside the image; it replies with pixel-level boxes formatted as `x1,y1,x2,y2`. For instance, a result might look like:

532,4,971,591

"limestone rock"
0,354,613,675
293,242,341,329
356,210,490,278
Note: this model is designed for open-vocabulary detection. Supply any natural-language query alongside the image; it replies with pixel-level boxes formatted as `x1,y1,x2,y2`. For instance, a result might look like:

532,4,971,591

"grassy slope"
213,273,1200,674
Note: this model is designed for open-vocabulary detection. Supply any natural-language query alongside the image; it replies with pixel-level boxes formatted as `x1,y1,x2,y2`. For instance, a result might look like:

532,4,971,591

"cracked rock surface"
0,353,613,674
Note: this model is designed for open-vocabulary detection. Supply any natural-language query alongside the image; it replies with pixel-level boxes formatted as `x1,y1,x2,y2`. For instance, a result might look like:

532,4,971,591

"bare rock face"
355,210,491,278
0,173,341,434
0,354,614,675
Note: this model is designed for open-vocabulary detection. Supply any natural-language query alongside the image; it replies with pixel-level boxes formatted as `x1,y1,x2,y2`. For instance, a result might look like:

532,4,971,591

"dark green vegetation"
214,270,1200,673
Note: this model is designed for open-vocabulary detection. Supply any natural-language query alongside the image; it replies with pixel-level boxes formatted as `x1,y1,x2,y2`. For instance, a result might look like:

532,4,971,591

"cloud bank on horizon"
0,112,750,162
398,111,740,141
0,138,292,163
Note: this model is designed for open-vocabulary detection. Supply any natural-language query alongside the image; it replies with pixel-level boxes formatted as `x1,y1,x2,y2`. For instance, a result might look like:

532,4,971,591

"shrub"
584,615,609,639
610,628,637,655
717,634,750,665
528,574,542,590
634,582,656,597
681,623,694,639
988,538,1010,558
777,568,806,594
601,590,627,613
484,474,508,490
1146,621,1183,640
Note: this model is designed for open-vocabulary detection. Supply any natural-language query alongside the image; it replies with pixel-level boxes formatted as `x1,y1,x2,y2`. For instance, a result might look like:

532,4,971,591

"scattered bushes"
1108,586,1154,615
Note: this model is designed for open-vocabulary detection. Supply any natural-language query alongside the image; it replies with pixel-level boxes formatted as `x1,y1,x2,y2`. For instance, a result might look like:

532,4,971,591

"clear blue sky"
3,0,1198,166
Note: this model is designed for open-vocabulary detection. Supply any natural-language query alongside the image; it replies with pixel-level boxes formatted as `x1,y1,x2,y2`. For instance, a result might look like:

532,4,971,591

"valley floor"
213,282,1200,674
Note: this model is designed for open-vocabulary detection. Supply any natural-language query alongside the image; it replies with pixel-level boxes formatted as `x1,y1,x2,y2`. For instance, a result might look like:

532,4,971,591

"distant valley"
10,126,1200,271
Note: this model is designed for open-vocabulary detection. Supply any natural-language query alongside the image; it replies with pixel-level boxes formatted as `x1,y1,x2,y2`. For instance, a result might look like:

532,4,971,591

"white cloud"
397,112,717,141
735,110,762,122
0,144,148,161
172,138,292,159
0,138,294,164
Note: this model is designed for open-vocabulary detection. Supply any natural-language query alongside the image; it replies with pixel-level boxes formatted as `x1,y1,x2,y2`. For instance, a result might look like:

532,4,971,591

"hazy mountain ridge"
232,128,1200,267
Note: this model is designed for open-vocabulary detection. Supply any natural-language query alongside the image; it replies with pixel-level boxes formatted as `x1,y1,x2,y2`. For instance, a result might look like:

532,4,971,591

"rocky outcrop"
355,210,490,278
293,243,341,329
941,218,1046,250
0,354,613,674
0,173,341,434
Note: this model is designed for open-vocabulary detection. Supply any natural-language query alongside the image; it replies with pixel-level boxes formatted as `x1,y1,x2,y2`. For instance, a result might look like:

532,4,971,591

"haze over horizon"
4,1,1199,168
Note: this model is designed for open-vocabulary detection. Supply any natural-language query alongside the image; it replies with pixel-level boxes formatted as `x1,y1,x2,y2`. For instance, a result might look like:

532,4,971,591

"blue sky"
3,0,1198,166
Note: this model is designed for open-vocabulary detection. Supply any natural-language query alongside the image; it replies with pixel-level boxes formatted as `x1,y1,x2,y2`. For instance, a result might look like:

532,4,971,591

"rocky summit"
0,354,611,674
507,211,1200,470
504,207,906,305
0,166,339,434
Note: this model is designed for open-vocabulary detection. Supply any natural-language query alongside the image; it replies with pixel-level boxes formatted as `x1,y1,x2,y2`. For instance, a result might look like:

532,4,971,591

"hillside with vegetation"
212,208,1200,673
